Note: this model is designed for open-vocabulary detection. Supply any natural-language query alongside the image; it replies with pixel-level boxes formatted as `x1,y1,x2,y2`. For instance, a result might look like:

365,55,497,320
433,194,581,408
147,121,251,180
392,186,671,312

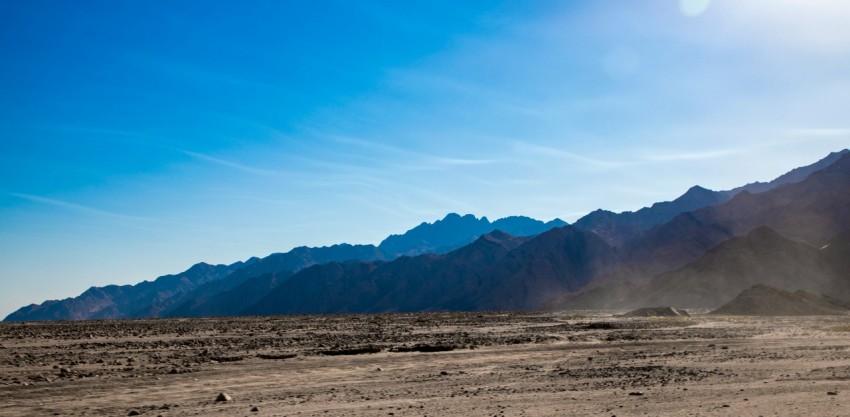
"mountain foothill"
6,149,850,321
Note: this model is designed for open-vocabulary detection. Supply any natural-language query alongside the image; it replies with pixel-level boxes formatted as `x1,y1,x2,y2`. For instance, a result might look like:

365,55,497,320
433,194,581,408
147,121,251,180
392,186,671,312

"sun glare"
680,0,711,17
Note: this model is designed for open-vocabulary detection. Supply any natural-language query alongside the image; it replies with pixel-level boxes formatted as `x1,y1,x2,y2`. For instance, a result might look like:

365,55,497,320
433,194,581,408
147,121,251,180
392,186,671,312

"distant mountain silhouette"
5,214,565,321
377,213,566,256
573,149,849,246
164,243,386,318
4,262,241,321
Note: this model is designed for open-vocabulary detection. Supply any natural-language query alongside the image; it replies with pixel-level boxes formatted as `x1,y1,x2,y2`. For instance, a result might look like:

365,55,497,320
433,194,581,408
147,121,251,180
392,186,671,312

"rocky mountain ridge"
6,150,849,321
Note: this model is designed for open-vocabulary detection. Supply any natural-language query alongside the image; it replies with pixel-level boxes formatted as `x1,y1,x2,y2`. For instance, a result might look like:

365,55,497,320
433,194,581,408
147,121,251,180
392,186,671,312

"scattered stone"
628,392,643,396
256,353,297,360
827,391,838,395
250,406,260,412
216,392,233,402
440,371,449,376
128,411,141,416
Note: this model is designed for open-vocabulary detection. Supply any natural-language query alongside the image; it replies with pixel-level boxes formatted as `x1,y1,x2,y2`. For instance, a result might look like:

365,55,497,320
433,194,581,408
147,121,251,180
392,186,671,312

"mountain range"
5,149,849,321
5,214,566,321
571,149,849,247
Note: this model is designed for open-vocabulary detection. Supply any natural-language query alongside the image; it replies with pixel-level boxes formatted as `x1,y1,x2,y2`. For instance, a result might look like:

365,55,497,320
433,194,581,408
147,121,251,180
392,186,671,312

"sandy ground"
1,312,849,416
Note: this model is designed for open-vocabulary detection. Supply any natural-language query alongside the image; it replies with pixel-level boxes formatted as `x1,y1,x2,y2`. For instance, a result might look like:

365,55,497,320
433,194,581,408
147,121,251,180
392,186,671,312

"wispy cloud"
6,192,166,233
8,192,146,221
432,157,501,166
181,150,281,177
512,141,626,169
640,148,744,162
317,132,506,170
789,128,850,137
324,134,418,158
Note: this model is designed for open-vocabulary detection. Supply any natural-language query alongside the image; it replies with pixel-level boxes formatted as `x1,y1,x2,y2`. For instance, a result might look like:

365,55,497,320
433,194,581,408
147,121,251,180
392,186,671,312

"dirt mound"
620,307,689,317
710,284,850,316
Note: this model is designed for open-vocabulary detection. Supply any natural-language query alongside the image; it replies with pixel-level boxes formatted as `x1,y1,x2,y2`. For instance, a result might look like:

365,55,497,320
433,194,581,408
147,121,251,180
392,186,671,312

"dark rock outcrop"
710,285,849,316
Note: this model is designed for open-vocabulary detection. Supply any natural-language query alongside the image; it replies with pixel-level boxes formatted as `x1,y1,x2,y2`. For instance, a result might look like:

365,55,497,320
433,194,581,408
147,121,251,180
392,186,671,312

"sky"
1,0,849,318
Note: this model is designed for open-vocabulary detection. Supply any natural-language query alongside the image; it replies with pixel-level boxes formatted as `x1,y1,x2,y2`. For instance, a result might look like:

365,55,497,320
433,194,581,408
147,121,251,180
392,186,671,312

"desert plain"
1,312,849,417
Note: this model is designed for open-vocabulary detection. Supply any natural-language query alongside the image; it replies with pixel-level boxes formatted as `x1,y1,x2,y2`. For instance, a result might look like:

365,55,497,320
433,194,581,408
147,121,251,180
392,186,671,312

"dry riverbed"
1,312,849,416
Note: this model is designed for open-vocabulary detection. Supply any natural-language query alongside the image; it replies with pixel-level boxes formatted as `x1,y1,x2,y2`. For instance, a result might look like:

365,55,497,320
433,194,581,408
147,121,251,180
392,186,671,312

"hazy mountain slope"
549,154,850,311
242,262,383,315
621,152,850,279
473,227,620,310
722,149,849,196
573,185,727,247
573,149,848,246
364,231,529,312
550,226,850,311
820,231,850,302
243,227,619,315
710,285,850,316
245,231,529,315
166,244,385,317
4,262,240,322
167,271,294,318
633,227,832,309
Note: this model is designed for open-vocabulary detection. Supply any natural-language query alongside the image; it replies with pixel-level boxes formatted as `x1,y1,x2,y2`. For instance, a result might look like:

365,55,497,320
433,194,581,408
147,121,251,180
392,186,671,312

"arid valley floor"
2,312,849,416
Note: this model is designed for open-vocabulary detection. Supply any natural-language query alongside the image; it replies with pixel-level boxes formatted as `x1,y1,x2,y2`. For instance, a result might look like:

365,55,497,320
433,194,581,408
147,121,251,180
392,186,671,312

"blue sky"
1,0,849,317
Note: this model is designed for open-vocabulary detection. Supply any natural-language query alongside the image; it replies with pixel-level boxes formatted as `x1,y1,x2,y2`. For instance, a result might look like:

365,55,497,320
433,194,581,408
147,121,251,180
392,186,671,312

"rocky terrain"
2,312,849,416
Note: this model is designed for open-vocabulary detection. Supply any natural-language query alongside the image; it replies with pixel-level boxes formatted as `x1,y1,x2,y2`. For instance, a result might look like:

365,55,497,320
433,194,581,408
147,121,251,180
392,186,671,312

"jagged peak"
443,212,462,220
435,213,485,224
675,185,717,201
685,184,714,193
583,208,617,218
483,229,514,241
